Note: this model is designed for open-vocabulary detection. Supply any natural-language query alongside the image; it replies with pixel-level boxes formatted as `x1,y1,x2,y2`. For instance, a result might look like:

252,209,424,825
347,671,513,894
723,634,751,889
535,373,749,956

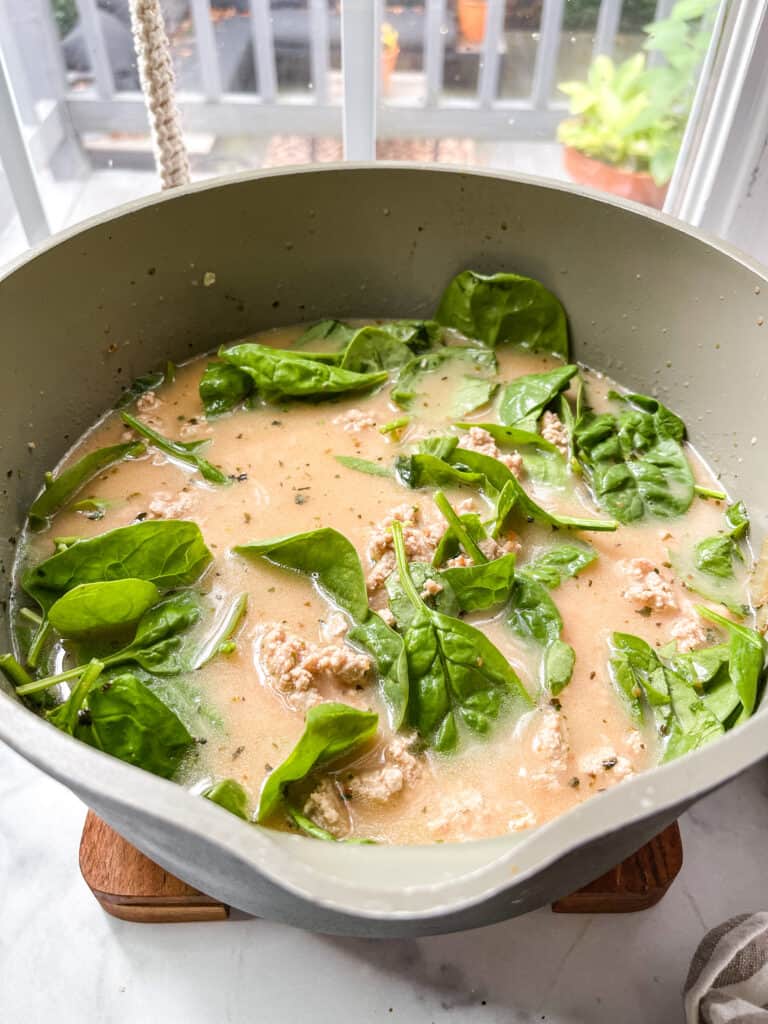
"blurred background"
0,1,726,263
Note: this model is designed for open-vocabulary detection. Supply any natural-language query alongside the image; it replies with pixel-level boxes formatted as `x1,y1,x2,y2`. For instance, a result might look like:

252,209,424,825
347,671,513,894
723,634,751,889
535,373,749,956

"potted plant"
457,0,488,45
381,22,400,95
557,0,718,208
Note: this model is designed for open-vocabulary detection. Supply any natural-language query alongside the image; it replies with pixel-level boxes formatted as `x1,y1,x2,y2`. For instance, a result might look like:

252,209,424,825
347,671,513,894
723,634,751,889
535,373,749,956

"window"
0,0,764,267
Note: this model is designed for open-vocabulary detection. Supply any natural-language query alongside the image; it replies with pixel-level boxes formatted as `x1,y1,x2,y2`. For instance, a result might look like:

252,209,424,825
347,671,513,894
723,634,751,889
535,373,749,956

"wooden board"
80,811,682,923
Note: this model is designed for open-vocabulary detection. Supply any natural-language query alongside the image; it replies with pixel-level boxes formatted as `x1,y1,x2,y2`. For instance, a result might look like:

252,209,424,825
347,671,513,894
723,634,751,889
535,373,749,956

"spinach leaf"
28,441,146,529
573,392,694,523
454,422,558,452
203,779,249,819
115,369,169,409
258,702,378,821
219,343,388,402
440,554,518,614
499,366,579,427
386,561,459,629
609,633,669,724
391,521,532,751
121,411,230,485
662,670,724,763
435,270,569,358
520,543,597,589
507,573,562,646
48,663,194,779
452,377,498,418
390,346,497,408
23,520,212,612
429,492,516,613
294,319,358,348
18,592,204,695
334,455,393,478
338,322,438,374
693,501,749,580
199,362,253,417
726,500,749,539
235,528,409,728
432,512,488,568
697,606,765,716
191,593,248,669
490,472,617,534
546,640,576,696
48,579,160,638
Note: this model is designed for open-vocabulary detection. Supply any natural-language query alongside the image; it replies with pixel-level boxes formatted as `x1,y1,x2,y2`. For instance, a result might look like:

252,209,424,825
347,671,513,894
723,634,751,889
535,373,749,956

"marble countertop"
2,741,766,1023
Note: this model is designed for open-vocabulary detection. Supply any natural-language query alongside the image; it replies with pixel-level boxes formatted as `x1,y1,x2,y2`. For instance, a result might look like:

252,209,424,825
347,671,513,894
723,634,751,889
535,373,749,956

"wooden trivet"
79,811,682,923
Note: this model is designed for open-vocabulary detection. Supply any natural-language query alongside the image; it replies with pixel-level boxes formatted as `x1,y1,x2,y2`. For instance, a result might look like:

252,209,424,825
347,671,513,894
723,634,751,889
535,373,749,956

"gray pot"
0,165,764,937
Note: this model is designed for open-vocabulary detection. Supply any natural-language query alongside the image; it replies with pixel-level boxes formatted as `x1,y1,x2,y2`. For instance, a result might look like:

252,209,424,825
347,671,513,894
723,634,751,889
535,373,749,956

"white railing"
0,0,664,246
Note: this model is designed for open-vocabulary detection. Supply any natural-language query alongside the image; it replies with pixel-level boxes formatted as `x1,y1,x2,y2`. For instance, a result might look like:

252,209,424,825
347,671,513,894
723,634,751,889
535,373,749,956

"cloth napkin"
685,913,768,1022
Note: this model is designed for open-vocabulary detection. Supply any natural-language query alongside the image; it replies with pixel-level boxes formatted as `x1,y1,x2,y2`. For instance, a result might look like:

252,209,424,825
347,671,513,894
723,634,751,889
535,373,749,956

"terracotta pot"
563,145,669,210
458,0,487,44
380,44,399,96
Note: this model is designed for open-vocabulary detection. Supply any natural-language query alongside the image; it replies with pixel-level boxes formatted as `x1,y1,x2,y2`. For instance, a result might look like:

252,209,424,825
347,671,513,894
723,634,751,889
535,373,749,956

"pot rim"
1,162,766,923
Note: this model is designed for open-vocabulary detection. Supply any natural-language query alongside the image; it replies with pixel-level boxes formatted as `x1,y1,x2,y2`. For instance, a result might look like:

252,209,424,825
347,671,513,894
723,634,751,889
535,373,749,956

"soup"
5,270,760,845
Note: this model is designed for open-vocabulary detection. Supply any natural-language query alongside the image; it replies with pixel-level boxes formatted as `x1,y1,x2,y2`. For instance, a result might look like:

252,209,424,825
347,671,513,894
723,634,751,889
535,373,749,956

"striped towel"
686,914,768,1022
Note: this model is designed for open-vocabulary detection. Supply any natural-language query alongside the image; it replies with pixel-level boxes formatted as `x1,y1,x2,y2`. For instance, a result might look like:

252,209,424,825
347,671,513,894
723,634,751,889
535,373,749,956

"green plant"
51,0,78,37
558,0,719,185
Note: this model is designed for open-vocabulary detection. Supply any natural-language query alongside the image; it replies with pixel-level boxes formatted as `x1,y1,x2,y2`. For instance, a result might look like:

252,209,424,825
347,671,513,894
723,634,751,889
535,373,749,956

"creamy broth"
11,323,754,845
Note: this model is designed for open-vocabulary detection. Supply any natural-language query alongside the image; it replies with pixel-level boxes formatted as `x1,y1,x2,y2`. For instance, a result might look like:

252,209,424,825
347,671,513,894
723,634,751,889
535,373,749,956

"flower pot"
458,0,487,45
381,44,399,96
563,145,669,210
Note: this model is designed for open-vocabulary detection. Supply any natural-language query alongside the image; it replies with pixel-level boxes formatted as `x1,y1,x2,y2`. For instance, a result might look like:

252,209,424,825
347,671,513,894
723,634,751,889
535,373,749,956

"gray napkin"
685,913,768,1022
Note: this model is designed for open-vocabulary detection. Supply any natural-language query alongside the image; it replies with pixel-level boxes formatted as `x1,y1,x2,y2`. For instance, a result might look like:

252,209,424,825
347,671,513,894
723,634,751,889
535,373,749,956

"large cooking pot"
0,165,765,937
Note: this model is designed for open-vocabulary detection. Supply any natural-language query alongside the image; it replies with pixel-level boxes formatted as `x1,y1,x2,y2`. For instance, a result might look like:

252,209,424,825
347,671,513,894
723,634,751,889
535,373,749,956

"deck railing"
0,0,669,245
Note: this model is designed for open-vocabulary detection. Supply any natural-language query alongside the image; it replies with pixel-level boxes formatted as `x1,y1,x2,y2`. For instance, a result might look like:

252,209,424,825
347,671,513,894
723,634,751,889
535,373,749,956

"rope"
129,0,190,190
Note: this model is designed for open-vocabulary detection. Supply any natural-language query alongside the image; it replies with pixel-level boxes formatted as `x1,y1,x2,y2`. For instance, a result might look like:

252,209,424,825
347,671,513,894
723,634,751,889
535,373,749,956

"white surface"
1,741,766,1023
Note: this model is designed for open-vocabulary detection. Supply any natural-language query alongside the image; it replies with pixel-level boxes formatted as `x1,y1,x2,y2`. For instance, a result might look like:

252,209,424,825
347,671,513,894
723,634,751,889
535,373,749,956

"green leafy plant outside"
558,0,719,185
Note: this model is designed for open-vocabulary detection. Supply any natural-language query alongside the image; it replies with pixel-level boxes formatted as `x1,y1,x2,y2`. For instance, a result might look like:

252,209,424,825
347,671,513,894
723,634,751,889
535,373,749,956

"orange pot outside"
381,45,400,96
563,145,669,210
458,0,487,45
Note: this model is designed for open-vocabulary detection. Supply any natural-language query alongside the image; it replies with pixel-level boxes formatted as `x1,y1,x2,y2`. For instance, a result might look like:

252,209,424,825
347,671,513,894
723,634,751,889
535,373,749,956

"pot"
564,145,669,210
458,0,488,44
0,165,765,937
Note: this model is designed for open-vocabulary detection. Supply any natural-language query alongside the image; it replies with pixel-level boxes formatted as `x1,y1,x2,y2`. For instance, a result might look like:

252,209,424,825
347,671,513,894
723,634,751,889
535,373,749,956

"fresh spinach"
121,412,230,485
191,593,248,669
435,270,569,358
662,670,724,762
391,346,497,409
199,362,253,417
23,520,212,613
114,369,169,409
545,640,576,697
697,606,765,716
490,469,617,534
454,422,558,452
203,779,249,819
507,573,562,646
693,501,749,580
47,579,160,637
609,633,669,724
17,592,203,694
391,521,532,751
573,391,694,522
28,441,146,530
294,319,358,348
498,365,579,427
520,543,597,589
386,561,460,629
452,377,498,417
47,663,194,779
235,528,409,728
334,455,393,478
258,702,378,822
218,343,388,403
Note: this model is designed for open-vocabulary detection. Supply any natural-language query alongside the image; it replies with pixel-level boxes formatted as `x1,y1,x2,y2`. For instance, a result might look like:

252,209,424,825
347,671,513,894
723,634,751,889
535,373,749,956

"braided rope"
129,0,190,190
